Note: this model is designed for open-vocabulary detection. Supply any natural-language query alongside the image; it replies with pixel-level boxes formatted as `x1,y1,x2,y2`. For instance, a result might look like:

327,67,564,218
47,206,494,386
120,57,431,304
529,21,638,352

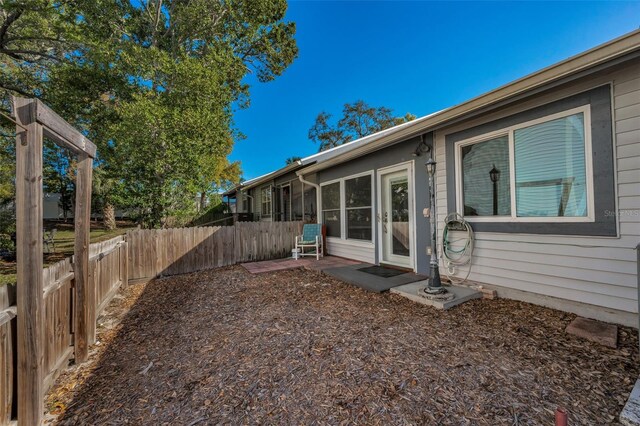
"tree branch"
4,35,64,44
0,48,61,62
0,8,23,48
0,84,32,97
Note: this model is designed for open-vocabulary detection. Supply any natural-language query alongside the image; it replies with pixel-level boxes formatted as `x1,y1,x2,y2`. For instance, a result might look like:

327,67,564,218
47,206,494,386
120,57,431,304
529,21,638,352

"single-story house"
226,30,640,327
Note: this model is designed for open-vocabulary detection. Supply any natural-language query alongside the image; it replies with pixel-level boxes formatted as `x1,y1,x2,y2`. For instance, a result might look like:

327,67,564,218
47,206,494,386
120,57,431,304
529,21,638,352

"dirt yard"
46,266,638,425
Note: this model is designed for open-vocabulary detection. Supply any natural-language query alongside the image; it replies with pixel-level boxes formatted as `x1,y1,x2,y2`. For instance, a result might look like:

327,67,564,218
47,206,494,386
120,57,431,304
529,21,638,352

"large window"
321,172,373,241
321,182,341,237
261,186,272,216
461,136,511,216
514,113,587,217
345,175,372,240
456,106,592,222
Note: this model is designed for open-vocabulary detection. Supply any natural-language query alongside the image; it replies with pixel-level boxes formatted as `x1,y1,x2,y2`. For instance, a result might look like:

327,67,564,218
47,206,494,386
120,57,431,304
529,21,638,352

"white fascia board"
240,161,303,191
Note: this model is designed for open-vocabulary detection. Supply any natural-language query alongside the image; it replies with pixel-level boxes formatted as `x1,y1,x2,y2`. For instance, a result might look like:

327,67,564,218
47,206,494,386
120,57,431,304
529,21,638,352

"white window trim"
376,161,416,271
320,170,375,243
454,105,595,223
276,182,293,221
241,193,249,213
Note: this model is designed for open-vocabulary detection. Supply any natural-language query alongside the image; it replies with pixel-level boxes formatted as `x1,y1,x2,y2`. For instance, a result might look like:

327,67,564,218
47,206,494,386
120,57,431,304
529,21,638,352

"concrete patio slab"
323,263,427,293
566,317,618,348
391,281,482,310
621,377,640,425
303,256,362,272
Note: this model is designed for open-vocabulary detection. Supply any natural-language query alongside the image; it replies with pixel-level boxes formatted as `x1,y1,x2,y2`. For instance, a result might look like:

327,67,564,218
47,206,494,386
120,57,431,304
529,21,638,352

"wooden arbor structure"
13,98,96,425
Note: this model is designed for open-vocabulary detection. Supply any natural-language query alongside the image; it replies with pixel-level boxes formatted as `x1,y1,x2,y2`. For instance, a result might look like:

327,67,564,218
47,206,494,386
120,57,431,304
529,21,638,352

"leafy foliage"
309,100,416,151
0,0,298,228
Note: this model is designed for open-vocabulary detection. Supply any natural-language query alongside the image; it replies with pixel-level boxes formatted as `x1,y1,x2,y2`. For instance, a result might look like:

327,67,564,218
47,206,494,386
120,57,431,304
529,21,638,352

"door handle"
383,212,388,234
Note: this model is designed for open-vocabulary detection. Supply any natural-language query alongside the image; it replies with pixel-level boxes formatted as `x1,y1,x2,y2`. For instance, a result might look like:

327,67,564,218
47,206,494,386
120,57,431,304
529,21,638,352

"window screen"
345,175,372,240
461,136,511,216
514,113,587,217
321,182,341,237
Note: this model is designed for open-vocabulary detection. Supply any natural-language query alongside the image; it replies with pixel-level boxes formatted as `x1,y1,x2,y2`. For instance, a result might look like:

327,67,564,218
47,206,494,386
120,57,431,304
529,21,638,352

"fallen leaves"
44,266,638,425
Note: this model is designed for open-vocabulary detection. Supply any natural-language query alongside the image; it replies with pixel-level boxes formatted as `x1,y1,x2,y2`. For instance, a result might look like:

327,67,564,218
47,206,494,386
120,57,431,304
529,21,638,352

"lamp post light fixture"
423,157,444,295
489,164,500,216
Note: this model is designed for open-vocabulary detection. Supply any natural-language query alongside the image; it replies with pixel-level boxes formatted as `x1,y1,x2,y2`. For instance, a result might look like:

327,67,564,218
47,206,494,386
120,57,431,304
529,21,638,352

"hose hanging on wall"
441,212,475,285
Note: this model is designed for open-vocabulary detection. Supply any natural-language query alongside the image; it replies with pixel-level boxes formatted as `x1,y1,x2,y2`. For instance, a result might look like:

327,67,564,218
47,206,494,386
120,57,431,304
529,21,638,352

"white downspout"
298,174,320,224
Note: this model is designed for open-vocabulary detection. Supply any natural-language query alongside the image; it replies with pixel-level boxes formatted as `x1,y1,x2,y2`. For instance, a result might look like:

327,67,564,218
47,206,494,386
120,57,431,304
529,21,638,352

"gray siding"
434,59,640,326
317,135,433,273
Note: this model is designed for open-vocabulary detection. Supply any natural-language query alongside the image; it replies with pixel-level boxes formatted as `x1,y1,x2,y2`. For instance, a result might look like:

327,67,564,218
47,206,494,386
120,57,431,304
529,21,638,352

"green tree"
0,0,137,229
103,1,296,227
285,156,301,165
0,0,298,229
0,0,79,97
107,0,297,227
0,126,14,205
309,100,416,151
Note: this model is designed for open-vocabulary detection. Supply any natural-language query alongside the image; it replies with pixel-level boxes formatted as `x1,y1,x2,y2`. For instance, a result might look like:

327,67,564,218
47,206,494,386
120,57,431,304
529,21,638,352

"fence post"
73,153,93,364
122,241,129,288
14,98,44,426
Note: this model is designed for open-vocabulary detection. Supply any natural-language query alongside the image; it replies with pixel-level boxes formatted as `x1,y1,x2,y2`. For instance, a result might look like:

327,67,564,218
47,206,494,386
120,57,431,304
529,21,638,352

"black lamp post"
424,157,444,294
489,164,500,216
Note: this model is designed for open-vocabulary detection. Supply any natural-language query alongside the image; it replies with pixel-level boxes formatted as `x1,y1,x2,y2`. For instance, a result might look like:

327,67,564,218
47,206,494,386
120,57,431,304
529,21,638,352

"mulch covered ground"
46,266,638,425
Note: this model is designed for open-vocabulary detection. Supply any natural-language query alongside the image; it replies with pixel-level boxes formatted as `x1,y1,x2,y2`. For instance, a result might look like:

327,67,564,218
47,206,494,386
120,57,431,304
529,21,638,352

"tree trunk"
200,192,207,211
103,203,116,230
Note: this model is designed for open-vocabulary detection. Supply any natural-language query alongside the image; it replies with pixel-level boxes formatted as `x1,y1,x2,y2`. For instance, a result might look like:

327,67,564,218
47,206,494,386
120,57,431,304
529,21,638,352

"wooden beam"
0,306,17,328
42,271,74,299
14,97,44,426
121,241,129,289
73,153,93,364
42,127,96,159
34,99,97,158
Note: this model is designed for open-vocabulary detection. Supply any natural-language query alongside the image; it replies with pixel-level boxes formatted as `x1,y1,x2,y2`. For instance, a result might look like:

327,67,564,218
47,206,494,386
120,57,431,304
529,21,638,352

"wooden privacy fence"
1,221,300,424
13,97,97,425
128,221,304,282
0,235,127,425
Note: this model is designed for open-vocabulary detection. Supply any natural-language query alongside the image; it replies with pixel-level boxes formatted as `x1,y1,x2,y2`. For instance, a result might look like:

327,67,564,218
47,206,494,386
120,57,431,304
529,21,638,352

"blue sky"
230,1,640,180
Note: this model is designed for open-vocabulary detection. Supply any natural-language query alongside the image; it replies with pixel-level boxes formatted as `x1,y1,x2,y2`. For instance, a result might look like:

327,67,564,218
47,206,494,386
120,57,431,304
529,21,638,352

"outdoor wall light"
425,157,437,177
412,135,431,157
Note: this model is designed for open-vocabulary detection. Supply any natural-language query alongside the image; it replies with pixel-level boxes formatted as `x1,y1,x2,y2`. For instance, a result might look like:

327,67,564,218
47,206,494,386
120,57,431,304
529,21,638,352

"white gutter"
298,174,320,224
241,160,303,192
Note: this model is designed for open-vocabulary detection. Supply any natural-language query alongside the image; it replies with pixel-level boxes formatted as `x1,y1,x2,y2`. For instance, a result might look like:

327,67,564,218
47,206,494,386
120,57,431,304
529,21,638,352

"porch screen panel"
261,187,272,217
322,182,341,237
514,113,587,217
291,180,303,221
304,186,316,222
345,175,372,241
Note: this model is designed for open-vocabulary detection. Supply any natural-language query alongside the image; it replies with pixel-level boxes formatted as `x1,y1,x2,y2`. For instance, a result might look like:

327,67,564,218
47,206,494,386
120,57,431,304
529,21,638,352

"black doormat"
358,265,406,278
